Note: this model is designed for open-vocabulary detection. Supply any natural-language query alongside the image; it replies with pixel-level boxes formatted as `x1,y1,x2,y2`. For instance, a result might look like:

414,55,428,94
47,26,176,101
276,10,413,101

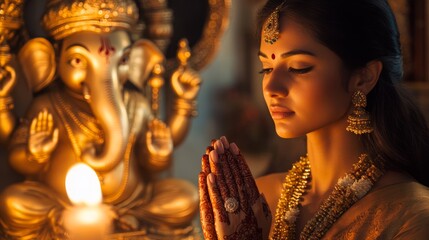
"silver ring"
224,197,239,213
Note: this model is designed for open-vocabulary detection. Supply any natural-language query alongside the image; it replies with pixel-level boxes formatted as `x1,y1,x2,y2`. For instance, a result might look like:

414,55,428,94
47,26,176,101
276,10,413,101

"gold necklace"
271,153,385,240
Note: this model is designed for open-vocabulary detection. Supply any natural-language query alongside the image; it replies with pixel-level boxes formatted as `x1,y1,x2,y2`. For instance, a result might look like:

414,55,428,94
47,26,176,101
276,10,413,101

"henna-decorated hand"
199,136,272,240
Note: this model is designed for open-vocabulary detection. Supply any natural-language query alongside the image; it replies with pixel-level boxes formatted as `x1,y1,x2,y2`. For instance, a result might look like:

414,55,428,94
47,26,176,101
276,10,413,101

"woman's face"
259,17,352,138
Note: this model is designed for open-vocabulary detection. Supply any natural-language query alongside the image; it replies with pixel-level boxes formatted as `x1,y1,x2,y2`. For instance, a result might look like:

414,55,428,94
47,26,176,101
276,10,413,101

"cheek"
59,63,87,92
299,73,349,120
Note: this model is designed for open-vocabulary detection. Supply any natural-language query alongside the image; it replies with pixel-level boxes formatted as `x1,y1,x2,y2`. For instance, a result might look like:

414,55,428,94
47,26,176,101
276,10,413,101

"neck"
306,119,365,197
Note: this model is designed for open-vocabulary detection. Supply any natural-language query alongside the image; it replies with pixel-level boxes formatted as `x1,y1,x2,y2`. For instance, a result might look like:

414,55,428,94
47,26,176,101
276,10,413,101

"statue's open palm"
146,118,173,157
29,109,59,163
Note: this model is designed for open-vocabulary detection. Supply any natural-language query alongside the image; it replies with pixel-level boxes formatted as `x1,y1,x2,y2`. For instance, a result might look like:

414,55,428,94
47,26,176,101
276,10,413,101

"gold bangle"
174,98,197,117
28,151,50,164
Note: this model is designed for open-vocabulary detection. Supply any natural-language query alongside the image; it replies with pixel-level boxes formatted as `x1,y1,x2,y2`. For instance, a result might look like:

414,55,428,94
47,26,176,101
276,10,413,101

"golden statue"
0,0,202,239
0,0,23,145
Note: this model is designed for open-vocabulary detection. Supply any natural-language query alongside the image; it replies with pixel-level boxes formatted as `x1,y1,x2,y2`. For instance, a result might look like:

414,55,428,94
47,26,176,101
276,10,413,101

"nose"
263,68,289,98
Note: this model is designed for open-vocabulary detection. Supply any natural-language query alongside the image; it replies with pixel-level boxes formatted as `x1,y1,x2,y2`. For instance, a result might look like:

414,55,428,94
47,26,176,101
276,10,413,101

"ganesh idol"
0,0,201,239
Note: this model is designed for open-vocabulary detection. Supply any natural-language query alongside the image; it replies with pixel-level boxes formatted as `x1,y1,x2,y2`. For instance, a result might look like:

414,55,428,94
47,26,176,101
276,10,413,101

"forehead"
62,30,132,51
260,17,319,54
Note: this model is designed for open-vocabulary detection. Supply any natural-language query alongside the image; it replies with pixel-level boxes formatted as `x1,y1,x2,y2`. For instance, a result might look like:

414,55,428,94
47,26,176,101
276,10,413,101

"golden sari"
324,181,429,239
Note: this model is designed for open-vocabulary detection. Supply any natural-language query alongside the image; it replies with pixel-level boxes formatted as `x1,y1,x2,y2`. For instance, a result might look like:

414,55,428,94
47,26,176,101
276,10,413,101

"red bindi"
271,53,276,60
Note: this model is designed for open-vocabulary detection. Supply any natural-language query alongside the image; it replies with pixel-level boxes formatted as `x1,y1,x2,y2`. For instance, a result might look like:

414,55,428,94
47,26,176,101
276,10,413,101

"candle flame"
65,163,102,206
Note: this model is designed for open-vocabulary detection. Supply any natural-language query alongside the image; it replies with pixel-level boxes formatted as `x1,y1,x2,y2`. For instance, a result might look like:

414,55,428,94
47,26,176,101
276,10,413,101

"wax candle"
63,163,114,240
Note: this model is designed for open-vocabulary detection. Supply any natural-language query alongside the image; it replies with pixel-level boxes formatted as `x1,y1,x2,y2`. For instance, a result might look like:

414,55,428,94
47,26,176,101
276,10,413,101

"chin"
274,125,304,139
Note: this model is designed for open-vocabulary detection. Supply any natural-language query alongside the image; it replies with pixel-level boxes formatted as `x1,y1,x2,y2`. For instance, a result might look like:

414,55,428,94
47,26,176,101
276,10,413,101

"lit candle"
63,163,114,240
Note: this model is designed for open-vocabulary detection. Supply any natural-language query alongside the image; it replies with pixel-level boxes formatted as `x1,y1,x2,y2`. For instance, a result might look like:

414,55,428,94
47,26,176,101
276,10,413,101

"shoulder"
24,93,55,118
377,181,429,239
326,181,429,239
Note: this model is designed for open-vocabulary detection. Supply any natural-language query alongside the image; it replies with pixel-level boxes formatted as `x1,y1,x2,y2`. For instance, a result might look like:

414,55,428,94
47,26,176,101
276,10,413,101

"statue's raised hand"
28,109,59,163
199,137,272,240
171,67,201,100
0,65,16,97
146,118,173,158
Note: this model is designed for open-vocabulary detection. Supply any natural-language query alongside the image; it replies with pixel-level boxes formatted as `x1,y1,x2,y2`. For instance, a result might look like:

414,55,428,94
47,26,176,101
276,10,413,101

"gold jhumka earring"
346,90,374,134
263,3,285,44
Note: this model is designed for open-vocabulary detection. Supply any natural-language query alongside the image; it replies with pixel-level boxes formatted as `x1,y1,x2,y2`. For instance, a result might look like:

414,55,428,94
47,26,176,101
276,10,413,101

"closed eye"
288,66,314,74
258,68,273,75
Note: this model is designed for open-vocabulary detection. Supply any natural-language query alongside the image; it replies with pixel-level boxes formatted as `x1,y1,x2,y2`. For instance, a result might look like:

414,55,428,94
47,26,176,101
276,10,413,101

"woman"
199,0,429,239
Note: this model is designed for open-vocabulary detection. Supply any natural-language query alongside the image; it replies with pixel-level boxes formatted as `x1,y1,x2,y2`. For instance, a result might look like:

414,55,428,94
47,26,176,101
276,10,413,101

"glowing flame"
65,163,102,206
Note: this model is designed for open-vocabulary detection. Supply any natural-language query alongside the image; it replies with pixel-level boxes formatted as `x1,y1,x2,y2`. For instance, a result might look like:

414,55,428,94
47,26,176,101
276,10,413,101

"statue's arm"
125,90,172,173
0,99,16,145
168,67,200,147
0,65,17,145
8,98,58,175
167,99,196,147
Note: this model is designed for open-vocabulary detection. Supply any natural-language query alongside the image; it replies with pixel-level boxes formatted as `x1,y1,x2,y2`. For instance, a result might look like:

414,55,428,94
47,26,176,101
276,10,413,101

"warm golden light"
65,163,102,206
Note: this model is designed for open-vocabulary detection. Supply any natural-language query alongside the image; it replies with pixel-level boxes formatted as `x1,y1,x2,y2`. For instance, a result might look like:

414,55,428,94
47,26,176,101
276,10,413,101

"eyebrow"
258,49,316,58
66,43,90,52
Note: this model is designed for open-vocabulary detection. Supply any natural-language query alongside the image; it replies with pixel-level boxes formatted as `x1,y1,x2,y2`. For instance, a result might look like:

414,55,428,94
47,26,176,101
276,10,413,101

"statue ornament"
0,0,202,239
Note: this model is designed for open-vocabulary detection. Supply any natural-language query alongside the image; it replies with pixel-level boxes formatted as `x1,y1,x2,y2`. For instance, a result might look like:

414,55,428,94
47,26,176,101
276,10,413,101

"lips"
269,105,295,119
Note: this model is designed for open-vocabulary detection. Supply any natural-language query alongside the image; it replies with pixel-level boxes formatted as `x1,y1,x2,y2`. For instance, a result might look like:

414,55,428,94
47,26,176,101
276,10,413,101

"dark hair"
258,0,429,186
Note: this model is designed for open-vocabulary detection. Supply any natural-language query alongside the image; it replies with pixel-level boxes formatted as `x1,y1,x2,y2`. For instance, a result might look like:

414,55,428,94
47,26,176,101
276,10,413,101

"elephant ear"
18,38,56,93
128,39,165,90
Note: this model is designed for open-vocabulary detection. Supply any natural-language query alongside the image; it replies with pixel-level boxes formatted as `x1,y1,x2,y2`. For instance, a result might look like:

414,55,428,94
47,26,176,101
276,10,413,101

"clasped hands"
199,136,272,240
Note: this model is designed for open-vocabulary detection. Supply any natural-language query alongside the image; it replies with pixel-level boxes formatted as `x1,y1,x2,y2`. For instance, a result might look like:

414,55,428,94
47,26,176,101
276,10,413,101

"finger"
51,128,59,147
199,172,217,240
230,142,240,155
220,136,230,149
30,118,37,135
191,76,201,86
215,142,239,213
146,131,153,147
225,149,249,214
42,110,48,131
47,113,53,133
209,150,229,202
232,143,259,205
36,111,43,132
214,140,224,154
207,173,229,225
201,154,211,174
206,145,214,154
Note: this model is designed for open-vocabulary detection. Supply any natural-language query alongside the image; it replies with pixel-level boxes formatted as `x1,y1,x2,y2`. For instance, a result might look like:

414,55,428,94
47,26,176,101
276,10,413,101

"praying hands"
199,136,272,240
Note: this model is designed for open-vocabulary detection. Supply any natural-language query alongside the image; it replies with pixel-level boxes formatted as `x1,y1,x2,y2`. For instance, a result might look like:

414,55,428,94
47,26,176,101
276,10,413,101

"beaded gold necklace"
271,153,385,240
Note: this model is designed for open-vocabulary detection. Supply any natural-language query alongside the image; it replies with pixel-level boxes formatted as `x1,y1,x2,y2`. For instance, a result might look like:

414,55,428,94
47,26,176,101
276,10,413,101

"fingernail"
208,173,215,183
230,143,240,155
209,150,218,163
214,140,224,154
205,146,214,154
220,136,230,149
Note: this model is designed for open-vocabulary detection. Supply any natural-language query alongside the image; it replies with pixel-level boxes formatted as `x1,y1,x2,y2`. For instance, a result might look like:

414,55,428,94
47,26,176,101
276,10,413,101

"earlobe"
348,60,383,94
18,38,56,93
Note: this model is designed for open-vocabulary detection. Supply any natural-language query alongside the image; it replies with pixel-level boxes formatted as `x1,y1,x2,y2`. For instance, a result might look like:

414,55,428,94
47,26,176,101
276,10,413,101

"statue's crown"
0,0,24,32
43,0,139,40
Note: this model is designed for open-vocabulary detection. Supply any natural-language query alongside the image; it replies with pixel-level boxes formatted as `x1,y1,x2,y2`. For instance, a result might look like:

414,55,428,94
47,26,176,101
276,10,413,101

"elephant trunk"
82,66,129,172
